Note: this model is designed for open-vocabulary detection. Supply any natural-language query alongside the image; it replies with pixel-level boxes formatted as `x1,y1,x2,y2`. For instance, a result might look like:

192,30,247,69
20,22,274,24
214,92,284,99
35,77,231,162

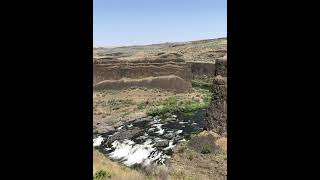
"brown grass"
168,131,227,180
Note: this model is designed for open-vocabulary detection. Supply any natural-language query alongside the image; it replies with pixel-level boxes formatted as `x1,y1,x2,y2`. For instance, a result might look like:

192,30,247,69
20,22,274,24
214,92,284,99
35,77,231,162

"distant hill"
93,38,227,62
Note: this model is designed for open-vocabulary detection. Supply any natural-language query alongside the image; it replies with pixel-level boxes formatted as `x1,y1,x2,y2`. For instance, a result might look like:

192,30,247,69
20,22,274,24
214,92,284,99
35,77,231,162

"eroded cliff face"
187,61,216,78
93,48,226,92
93,55,194,91
205,57,227,137
94,56,191,81
94,75,192,92
215,57,227,77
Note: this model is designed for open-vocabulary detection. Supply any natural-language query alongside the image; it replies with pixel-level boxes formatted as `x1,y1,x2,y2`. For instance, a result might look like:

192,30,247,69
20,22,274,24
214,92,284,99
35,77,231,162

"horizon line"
93,36,227,48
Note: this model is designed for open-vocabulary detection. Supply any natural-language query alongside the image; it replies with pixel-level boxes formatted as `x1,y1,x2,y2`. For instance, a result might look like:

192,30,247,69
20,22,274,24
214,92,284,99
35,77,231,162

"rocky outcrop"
205,55,227,136
93,75,192,92
186,61,216,78
215,58,227,76
107,128,144,142
205,75,227,137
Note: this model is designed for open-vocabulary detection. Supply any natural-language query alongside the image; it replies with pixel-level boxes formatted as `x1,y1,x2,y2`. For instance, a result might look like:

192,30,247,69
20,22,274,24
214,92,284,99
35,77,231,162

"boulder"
96,126,115,134
108,128,144,142
187,131,219,154
155,140,169,147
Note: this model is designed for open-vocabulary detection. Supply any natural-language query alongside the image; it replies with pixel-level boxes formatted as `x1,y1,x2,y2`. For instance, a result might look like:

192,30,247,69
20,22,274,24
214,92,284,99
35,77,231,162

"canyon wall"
93,55,223,92
94,75,192,92
94,58,192,84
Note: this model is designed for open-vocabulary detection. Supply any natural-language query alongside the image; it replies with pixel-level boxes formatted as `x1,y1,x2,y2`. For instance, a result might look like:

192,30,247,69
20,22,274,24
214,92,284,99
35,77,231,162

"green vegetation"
137,101,148,110
171,171,202,180
201,144,212,154
187,154,194,161
177,146,187,153
191,78,213,91
120,111,130,118
107,99,134,110
146,90,211,116
93,170,111,180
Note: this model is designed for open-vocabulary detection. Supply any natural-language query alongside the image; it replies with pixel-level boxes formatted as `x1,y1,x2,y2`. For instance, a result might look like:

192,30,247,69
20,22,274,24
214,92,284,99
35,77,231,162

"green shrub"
201,144,212,154
137,101,148,110
191,79,212,90
177,146,187,153
93,170,111,180
187,154,194,160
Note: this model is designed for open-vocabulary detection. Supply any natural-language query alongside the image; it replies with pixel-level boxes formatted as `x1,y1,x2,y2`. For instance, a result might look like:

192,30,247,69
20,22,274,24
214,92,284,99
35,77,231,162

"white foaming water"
163,140,176,151
93,136,104,147
156,129,164,135
152,124,165,135
109,139,157,167
179,121,188,124
93,111,205,168
152,123,163,128
159,154,171,164
152,117,161,123
117,126,124,130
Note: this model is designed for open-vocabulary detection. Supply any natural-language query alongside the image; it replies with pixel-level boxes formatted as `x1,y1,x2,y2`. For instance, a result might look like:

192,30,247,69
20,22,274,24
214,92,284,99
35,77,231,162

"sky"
93,0,227,47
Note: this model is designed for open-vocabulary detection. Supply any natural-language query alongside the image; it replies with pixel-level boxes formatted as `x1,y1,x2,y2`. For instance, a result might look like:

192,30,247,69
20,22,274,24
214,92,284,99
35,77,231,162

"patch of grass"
107,99,134,111
191,79,212,90
93,170,111,180
177,146,187,153
201,144,212,154
187,154,194,161
120,111,130,118
146,95,211,116
171,171,201,180
137,101,149,110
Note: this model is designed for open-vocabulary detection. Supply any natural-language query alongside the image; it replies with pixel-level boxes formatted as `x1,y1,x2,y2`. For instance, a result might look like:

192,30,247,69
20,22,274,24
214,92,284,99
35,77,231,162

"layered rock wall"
94,58,192,84
94,75,192,92
93,55,225,92
186,61,216,78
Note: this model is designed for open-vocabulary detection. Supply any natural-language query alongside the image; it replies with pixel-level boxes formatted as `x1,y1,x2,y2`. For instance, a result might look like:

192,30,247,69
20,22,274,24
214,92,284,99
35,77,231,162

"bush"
137,101,148,110
177,146,187,153
143,164,169,180
187,154,194,160
201,144,212,154
93,170,111,180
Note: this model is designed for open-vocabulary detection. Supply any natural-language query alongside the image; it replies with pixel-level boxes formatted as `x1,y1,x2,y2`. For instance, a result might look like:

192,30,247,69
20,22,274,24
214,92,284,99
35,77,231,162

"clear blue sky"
93,0,227,47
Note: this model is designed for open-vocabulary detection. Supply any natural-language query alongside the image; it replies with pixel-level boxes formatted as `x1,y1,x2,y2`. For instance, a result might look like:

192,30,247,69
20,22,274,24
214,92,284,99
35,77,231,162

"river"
93,109,206,168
